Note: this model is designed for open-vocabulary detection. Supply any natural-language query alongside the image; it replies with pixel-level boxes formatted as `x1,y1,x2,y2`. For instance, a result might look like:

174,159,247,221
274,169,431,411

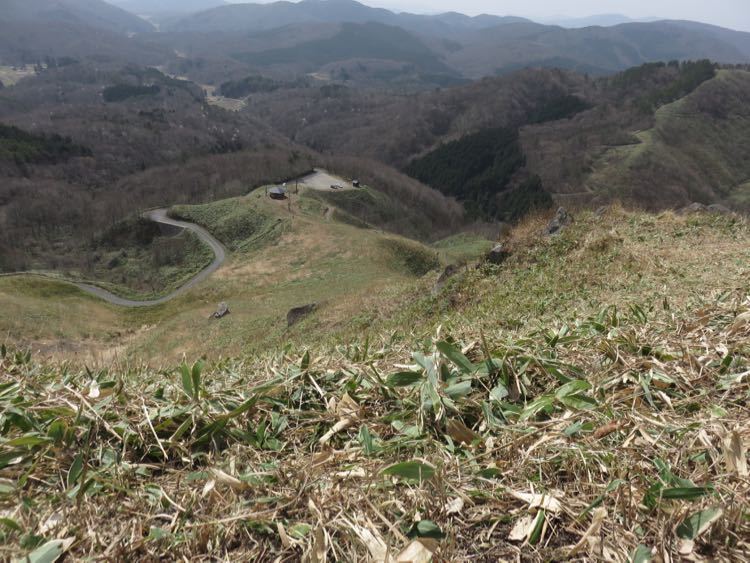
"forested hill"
161,0,750,80
0,0,154,34
239,60,749,218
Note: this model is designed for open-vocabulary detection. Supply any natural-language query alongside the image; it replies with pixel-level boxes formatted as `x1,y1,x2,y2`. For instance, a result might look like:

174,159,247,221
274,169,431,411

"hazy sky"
244,0,750,31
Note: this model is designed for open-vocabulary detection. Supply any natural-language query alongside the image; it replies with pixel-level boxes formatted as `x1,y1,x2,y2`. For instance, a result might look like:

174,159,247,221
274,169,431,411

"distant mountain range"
444,20,750,78
111,0,227,14
0,0,154,34
1,0,749,85
164,0,531,36
539,14,661,28
150,0,750,83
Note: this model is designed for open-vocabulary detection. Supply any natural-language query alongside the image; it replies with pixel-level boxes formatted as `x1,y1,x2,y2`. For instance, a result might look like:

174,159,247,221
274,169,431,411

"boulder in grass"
679,202,734,216
545,207,573,235
678,202,707,214
287,303,317,327
212,302,230,319
707,204,732,215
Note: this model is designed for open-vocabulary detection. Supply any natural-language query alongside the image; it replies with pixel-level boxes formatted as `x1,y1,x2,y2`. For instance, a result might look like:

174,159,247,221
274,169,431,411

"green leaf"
6,435,50,448
445,380,472,399
489,384,508,402
630,544,652,563
169,417,193,442
392,421,421,438
519,395,554,421
676,507,723,540
564,421,584,437
191,361,203,400
288,523,312,539
146,526,169,541
528,510,545,545
661,487,710,500
436,341,475,374
382,461,435,481
555,379,591,399
67,454,83,489
558,393,598,410
386,371,423,387
300,350,310,371
0,517,21,532
0,481,15,494
20,539,69,563
180,363,193,399
220,396,258,421
408,520,445,539
358,425,378,455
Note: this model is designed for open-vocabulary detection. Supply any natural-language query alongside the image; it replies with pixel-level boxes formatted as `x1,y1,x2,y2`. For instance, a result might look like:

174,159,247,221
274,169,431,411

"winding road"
2,209,227,308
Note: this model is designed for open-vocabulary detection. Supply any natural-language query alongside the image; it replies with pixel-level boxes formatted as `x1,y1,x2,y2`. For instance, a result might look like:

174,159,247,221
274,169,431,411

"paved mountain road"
1,209,227,308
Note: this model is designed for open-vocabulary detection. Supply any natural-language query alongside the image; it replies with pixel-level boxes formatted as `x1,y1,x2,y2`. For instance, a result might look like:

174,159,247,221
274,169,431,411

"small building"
352,179,360,188
269,186,287,200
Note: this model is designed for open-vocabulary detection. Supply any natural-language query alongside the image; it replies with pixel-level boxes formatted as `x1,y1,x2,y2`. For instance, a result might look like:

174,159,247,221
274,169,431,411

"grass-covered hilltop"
1,205,749,561
2,3,750,558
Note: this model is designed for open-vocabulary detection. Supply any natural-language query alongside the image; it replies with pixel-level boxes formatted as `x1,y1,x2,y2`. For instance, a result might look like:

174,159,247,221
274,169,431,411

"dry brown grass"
1,285,748,561
1,208,749,561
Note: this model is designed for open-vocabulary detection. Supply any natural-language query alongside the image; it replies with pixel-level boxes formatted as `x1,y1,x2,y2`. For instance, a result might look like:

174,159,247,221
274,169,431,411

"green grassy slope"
0,184,444,362
432,232,496,264
0,207,748,561
585,69,750,208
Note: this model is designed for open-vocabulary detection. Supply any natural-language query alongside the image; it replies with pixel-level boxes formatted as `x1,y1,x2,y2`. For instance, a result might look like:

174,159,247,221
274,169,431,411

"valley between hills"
1,1,750,561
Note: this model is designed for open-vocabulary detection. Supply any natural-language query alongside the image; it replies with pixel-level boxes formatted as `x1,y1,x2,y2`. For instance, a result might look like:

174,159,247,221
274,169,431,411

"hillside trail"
0,209,227,308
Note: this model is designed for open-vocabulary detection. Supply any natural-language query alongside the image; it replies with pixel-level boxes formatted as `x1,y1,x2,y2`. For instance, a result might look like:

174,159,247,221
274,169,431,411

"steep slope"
1,208,749,561
0,0,154,34
582,69,750,209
